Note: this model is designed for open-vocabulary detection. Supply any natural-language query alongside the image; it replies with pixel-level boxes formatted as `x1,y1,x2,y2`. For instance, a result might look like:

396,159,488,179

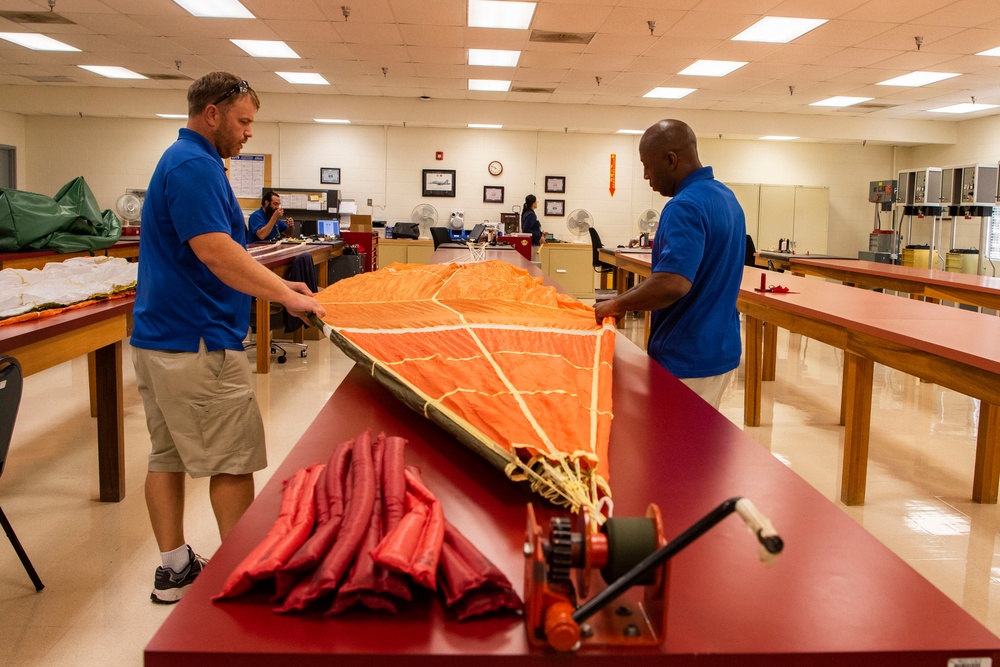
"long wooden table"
740,268,1000,506
146,251,1000,665
247,241,341,374
788,256,1000,311
0,240,140,270
0,297,133,501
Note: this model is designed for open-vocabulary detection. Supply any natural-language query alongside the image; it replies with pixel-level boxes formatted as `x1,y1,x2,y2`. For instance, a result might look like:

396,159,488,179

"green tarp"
0,176,122,253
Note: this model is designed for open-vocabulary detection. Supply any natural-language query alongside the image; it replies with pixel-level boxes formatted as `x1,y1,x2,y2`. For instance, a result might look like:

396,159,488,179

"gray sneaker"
150,546,207,605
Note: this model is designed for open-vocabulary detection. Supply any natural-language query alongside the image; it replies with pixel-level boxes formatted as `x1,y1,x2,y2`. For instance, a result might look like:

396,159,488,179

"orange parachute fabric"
315,260,615,520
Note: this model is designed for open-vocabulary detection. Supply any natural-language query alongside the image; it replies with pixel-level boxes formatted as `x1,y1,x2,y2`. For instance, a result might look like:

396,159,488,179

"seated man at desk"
249,190,291,242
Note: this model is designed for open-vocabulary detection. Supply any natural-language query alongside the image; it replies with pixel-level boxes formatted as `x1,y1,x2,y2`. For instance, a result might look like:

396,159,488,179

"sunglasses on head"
212,80,251,106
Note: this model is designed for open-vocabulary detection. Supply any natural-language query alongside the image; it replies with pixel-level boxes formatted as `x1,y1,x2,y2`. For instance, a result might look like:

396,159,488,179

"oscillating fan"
115,192,142,236
637,208,659,235
565,209,594,237
411,203,439,235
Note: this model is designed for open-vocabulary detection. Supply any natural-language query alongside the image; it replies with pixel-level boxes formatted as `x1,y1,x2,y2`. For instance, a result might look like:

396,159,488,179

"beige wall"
16,113,898,254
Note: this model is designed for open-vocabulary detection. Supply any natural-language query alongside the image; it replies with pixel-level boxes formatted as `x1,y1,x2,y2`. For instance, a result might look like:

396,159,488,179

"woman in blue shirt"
521,194,542,246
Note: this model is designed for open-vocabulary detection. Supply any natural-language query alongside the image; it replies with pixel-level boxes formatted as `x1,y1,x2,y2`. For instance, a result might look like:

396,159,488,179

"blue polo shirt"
648,166,745,378
248,207,287,242
131,128,250,352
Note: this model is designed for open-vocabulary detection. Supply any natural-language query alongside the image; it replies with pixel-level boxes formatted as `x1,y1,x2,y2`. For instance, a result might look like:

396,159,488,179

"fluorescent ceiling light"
643,87,696,99
0,32,79,51
468,123,502,129
231,39,299,58
877,71,959,87
468,0,535,29
679,60,747,77
156,113,188,119
929,103,999,114
810,96,872,107
172,0,254,18
277,72,329,85
977,46,1000,56
78,65,147,80
616,129,644,135
732,17,826,43
469,79,511,92
314,118,350,124
760,136,798,141
468,48,520,67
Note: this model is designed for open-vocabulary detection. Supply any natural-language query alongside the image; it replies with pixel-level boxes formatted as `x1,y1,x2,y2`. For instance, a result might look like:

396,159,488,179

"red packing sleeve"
438,520,523,621
276,430,376,613
213,463,325,601
370,466,444,590
273,436,353,600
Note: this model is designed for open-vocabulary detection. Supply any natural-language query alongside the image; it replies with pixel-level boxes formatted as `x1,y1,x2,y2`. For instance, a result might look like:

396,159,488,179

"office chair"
588,227,617,302
245,255,313,364
0,356,44,592
745,234,757,267
430,227,451,250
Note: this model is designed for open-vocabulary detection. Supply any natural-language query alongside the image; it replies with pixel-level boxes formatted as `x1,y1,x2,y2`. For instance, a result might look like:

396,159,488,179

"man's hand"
594,298,624,325
282,290,326,322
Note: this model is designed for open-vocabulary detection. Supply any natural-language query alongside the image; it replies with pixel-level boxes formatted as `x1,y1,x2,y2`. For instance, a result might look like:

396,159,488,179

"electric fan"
566,209,594,237
410,203,439,235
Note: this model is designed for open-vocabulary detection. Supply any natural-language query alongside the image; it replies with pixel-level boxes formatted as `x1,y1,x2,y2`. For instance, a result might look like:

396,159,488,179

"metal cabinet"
540,243,594,299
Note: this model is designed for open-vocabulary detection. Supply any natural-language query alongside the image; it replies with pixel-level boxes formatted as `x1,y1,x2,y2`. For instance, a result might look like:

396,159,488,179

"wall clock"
488,160,503,176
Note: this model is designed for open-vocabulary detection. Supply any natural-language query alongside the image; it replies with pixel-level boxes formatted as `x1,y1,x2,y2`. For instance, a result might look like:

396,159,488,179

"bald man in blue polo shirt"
131,71,326,605
594,119,745,409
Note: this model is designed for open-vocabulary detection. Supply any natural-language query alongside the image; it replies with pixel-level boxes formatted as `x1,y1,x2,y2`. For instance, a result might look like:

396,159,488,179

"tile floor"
1,317,999,665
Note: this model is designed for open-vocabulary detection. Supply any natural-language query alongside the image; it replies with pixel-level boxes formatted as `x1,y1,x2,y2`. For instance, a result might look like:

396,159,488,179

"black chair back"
588,226,603,268
430,227,451,250
745,234,757,267
0,356,23,479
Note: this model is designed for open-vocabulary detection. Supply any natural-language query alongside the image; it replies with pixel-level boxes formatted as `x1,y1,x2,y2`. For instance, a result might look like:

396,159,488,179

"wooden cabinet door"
792,186,829,255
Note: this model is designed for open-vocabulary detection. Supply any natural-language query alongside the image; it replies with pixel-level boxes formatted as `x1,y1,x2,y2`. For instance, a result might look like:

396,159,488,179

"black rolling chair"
0,356,44,592
245,255,313,364
430,227,451,250
745,234,757,267
588,227,617,302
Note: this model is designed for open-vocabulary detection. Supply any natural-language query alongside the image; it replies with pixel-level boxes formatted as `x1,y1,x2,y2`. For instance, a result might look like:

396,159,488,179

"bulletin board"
225,153,272,208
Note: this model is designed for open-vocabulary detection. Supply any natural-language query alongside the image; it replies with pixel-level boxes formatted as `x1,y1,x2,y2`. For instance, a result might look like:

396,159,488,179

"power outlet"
367,198,373,207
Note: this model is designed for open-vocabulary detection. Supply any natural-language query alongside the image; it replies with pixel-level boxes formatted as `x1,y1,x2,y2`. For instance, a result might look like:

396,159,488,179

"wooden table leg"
88,351,98,418
95,340,125,502
841,351,874,506
762,322,777,382
973,402,1000,503
256,297,271,374
744,315,763,427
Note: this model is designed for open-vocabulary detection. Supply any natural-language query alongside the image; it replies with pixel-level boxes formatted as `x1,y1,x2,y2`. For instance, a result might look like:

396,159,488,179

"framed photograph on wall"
422,169,456,197
483,185,504,203
544,199,565,216
545,176,565,193
320,167,340,184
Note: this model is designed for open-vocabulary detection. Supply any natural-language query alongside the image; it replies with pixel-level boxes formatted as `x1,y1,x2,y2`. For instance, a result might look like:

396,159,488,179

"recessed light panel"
976,46,1000,56
314,118,350,124
732,17,826,43
760,136,799,141
929,103,999,114
468,123,502,129
156,113,188,119
643,87,696,99
810,96,872,107
231,40,299,58
616,129,644,135
78,65,147,80
877,71,959,87
468,49,520,67
469,79,511,92
172,0,254,19
679,60,747,77
277,72,329,85
468,0,535,29
0,32,78,51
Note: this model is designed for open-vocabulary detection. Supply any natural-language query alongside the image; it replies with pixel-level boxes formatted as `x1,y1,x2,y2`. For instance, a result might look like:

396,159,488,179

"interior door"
757,185,794,252
792,186,829,255
727,183,760,247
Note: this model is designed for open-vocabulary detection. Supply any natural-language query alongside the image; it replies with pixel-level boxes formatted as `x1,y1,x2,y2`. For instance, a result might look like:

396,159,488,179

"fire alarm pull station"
435,151,444,160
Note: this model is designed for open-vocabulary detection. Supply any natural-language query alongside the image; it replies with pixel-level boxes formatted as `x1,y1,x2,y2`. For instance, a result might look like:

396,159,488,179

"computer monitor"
318,219,340,237
468,223,487,243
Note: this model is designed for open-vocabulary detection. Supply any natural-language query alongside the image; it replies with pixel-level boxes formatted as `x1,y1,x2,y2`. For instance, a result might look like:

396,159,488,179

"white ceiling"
2,0,1000,131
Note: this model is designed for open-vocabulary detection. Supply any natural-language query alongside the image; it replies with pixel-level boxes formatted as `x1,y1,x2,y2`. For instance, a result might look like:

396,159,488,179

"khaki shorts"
133,341,266,478
680,369,736,410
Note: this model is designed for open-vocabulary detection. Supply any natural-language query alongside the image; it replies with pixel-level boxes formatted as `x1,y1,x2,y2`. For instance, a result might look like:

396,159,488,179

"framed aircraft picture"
422,169,456,197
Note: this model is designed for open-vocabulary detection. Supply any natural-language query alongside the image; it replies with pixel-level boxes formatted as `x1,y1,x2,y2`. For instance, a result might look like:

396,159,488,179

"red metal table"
146,257,1000,664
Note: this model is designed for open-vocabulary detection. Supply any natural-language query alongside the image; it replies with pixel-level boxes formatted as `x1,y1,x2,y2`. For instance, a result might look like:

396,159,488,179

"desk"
789,257,1000,311
0,240,141,270
739,268,1000,505
248,242,341,374
0,297,133,502
753,251,854,272
146,253,1000,666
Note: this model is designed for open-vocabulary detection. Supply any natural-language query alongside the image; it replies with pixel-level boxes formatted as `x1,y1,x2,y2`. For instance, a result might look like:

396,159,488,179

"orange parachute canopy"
315,260,615,519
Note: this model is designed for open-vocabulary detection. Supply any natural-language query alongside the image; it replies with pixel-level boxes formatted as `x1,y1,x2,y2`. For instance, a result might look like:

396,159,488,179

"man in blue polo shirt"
248,190,289,242
594,119,745,409
131,71,326,604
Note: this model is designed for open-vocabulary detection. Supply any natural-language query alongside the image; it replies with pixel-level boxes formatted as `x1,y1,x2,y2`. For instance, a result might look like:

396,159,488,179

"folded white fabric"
0,256,137,319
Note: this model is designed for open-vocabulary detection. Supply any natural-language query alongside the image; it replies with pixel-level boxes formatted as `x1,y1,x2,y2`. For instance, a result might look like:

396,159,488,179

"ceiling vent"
21,75,75,83
529,30,594,45
836,102,899,113
142,72,192,81
511,85,556,94
0,11,74,24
